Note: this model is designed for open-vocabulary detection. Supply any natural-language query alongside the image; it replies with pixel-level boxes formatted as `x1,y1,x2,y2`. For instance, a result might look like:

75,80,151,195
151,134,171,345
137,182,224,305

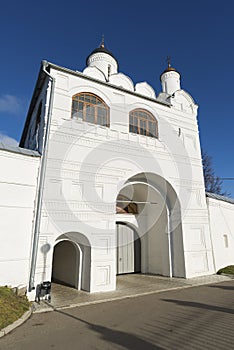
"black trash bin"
35,281,51,303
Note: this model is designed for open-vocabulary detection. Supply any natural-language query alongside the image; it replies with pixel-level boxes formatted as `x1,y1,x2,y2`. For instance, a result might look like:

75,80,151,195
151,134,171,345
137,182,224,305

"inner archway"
52,240,80,288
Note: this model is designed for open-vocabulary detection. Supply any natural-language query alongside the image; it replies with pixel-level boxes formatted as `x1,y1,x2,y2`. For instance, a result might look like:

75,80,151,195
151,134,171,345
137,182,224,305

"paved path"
1,279,234,349
34,273,232,312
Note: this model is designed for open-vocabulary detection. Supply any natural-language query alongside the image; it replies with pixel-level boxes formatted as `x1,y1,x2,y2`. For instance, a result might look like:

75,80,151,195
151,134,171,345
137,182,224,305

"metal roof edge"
206,192,234,205
0,143,41,157
19,62,48,147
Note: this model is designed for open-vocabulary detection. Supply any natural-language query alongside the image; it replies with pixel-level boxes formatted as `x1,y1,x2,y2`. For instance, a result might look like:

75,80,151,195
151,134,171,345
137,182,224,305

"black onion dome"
86,44,118,66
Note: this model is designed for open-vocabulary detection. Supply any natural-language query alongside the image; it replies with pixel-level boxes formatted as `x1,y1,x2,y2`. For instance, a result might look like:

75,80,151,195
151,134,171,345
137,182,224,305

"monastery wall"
0,148,40,287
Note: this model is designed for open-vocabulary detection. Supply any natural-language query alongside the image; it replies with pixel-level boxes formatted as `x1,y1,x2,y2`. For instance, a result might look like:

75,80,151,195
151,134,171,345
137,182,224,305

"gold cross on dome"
166,55,171,68
101,34,105,48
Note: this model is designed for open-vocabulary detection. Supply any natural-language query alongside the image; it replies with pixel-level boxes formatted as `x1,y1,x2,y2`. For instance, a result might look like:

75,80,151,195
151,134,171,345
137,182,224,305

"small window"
223,234,228,248
71,93,109,127
129,109,158,138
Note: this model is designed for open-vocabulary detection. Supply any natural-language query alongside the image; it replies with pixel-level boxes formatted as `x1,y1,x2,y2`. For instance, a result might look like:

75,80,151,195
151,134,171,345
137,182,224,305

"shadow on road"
55,309,162,350
162,299,234,314
208,284,234,291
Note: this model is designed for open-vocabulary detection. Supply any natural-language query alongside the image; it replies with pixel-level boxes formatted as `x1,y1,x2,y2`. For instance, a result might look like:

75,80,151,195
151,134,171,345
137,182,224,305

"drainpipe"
167,209,173,278
29,61,55,291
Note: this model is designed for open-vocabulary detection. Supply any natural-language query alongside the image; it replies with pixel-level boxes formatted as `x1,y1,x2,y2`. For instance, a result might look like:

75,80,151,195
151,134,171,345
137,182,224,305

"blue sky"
0,0,233,196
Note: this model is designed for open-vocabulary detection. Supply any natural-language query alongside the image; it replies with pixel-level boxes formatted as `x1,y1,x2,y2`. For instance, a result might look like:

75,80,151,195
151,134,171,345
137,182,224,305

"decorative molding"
88,53,117,67
186,188,202,207
56,73,69,91
190,252,209,273
92,236,112,255
44,200,114,213
42,211,114,221
95,265,111,286
190,225,206,248
184,133,197,150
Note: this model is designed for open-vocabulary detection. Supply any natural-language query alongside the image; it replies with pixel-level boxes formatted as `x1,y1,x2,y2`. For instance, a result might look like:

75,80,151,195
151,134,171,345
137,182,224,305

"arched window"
129,109,158,138
71,93,109,127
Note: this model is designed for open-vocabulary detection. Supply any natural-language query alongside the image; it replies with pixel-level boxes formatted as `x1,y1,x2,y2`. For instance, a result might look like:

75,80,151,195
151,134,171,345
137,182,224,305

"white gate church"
0,42,233,298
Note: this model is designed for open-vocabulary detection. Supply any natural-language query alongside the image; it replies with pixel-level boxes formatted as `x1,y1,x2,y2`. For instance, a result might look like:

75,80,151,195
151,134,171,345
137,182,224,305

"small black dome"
86,44,118,66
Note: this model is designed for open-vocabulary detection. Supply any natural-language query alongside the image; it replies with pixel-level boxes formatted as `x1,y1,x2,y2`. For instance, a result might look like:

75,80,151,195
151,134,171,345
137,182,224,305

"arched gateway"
116,172,185,278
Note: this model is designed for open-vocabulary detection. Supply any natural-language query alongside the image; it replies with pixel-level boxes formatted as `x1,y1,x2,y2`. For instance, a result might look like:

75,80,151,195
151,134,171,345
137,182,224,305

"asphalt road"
0,280,234,350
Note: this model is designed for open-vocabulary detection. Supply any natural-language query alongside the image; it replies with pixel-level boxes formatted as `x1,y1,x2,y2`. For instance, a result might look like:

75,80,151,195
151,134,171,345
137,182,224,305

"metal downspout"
29,61,55,291
167,209,173,278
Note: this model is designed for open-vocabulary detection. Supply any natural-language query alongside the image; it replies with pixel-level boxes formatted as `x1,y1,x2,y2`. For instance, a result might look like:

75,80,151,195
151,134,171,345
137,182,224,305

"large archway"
116,172,185,278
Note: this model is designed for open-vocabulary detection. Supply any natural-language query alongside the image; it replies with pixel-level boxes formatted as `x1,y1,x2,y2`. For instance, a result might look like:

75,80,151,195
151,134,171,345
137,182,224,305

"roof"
0,142,41,157
206,192,234,205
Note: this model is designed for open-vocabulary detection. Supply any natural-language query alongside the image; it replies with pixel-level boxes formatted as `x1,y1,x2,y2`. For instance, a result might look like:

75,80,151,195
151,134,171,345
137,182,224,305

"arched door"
116,223,141,274
52,240,80,288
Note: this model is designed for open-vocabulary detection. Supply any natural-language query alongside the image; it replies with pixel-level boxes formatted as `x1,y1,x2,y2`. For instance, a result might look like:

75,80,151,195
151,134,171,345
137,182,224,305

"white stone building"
0,43,233,298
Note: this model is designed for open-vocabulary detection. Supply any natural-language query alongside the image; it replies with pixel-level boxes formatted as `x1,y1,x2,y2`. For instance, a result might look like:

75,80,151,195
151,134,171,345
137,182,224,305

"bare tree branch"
201,149,230,197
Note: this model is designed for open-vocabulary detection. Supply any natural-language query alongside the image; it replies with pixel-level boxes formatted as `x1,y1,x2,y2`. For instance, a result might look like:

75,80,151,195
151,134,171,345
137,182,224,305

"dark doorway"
52,240,80,288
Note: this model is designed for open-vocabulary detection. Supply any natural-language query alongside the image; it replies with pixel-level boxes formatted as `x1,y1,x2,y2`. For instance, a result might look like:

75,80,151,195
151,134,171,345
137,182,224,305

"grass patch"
217,265,234,275
0,286,30,330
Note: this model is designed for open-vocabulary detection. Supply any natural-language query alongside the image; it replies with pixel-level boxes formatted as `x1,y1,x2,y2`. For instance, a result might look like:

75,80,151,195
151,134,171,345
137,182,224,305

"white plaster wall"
207,197,234,271
0,150,40,288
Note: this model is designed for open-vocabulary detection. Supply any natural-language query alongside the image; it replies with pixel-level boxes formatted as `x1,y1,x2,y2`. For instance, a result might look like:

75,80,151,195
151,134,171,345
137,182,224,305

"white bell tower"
160,58,181,95
86,38,118,80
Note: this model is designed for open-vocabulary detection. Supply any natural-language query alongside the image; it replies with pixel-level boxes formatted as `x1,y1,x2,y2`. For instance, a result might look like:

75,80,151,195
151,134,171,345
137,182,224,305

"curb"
0,307,33,338
219,273,234,278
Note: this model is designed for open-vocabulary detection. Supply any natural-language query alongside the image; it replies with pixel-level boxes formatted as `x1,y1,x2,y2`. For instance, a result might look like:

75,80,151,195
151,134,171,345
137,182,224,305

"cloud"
0,94,23,115
0,132,18,147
